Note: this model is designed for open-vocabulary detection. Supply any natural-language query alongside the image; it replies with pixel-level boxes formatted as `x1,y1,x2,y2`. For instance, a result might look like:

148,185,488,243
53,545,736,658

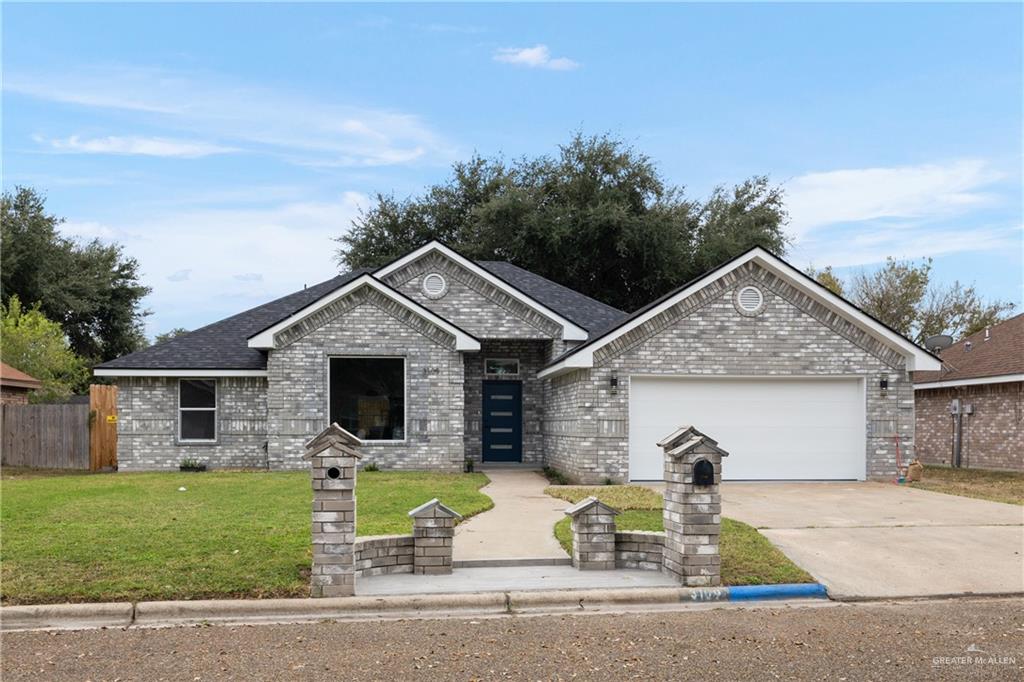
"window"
329,357,405,441
179,379,216,442
485,358,519,376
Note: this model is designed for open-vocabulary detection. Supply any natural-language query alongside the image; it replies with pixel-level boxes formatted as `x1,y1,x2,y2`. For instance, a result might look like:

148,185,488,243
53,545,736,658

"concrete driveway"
721,482,1024,599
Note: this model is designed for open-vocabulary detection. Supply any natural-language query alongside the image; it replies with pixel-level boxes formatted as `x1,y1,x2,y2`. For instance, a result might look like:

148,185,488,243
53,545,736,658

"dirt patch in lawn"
910,465,1024,506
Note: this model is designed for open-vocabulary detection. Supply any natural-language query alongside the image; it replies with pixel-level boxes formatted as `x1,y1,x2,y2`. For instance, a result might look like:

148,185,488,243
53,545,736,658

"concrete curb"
1,602,134,631
2,584,829,632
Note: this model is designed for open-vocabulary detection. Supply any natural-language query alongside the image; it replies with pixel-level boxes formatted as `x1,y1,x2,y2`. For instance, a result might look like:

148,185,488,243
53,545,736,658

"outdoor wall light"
609,372,619,395
879,376,889,394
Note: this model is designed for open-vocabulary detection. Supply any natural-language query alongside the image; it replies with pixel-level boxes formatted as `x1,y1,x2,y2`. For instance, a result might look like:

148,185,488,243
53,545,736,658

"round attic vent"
737,286,764,312
422,273,448,299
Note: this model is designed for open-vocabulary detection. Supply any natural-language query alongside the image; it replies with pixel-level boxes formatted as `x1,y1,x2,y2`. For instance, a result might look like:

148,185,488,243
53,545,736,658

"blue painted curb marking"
727,583,828,601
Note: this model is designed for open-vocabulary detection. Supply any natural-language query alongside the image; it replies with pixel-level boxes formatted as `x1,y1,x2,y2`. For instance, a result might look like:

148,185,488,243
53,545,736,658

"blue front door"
482,381,523,462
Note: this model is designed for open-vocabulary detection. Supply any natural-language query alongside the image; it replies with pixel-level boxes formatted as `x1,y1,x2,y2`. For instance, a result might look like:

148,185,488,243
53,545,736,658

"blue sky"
3,2,1022,338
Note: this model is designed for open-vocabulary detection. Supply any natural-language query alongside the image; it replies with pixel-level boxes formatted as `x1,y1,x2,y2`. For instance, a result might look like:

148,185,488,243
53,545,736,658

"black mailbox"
693,459,715,486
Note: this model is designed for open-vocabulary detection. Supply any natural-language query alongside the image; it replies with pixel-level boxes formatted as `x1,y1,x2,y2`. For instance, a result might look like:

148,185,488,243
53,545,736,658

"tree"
1,296,89,402
805,265,844,296
1,187,151,362
153,327,190,345
810,258,1014,343
336,133,789,311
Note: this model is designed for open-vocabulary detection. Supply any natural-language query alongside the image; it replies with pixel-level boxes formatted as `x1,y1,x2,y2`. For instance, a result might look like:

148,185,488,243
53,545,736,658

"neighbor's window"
329,357,406,441
485,358,519,376
179,379,217,442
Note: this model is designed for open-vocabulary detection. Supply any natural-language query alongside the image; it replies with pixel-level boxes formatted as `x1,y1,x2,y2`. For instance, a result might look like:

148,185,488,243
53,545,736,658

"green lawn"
1,470,491,605
548,485,814,586
909,465,1024,506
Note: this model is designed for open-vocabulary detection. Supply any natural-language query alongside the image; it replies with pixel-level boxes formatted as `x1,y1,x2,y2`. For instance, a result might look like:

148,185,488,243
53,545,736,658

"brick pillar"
408,498,461,575
659,426,729,587
306,424,362,598
564,496,620,570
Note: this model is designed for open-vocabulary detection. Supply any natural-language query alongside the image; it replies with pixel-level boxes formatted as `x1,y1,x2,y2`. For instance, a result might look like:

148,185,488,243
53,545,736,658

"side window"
179,379,216,442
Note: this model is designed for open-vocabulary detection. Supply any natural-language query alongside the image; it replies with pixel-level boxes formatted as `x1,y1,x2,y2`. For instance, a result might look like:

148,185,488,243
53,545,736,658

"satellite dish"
924,334,954,352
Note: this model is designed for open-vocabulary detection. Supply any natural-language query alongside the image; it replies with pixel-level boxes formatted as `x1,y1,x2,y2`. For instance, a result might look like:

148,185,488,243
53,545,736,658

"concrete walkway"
454,469,569,561
358,565,676,595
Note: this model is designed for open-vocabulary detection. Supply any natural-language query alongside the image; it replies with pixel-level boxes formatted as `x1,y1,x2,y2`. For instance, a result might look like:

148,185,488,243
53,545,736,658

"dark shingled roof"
914,313,1024,385
96,270,372,370
475,261,627,337
96,263,627,371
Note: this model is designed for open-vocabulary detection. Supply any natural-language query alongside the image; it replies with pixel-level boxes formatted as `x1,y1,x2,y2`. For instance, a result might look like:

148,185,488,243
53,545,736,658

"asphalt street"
2,597,1021,681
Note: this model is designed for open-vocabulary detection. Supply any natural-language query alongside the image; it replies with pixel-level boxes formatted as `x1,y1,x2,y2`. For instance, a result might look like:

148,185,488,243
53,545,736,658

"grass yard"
1,470,491,605
909,465,1024,506
547,485,814,586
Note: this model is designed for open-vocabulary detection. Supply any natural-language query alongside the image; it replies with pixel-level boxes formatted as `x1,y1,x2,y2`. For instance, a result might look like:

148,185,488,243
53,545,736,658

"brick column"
306,424,362,598
408,498,461,575
659,426,729,587
564,496,620,570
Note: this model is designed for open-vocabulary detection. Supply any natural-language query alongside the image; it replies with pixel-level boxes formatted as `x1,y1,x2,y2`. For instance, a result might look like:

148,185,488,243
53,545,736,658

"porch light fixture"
610,372,619,395
879,376,889,395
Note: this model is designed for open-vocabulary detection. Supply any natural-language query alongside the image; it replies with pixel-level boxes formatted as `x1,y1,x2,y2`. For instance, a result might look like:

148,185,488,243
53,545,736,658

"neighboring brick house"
0,362,42,405
914,314,1023,472
95,242,939,481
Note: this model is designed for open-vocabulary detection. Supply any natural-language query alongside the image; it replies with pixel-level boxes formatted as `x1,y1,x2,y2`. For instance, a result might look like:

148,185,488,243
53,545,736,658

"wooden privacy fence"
1,384,118,470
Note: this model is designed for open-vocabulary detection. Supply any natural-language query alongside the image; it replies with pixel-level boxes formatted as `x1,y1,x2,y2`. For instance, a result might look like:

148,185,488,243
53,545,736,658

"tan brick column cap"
657,425,720,449
408,498,463,520
564,496,621,518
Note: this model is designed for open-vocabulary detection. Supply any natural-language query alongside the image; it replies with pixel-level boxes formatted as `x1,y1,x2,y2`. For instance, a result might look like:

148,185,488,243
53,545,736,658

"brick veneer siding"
463,339,548,465
114,376,268,470
1,386,31,405
544,262,914,483
266,296,466,471
354,535,414,577
381,252,564,340
915,382,1024,472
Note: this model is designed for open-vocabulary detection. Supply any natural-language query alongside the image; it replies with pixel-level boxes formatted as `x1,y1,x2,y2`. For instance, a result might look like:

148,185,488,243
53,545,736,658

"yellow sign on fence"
106,415,118,423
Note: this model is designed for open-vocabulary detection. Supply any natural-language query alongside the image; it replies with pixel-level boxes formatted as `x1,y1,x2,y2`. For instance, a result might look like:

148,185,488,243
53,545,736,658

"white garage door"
628,377,865,481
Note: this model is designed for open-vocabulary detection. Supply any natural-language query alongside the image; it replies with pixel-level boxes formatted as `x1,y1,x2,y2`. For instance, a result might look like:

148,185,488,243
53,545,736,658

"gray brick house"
96,242,940,482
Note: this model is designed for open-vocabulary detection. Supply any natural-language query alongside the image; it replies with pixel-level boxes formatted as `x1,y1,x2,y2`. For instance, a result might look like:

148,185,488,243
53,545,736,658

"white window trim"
247,274,480,351
374,241,589,341
538,247,942,379
484,358,520,377
327,355,408,444
178,378,218,444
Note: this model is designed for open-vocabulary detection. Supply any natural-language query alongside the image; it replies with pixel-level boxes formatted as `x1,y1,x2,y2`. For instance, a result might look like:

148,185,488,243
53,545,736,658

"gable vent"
737,286,764,312
422,273,448,299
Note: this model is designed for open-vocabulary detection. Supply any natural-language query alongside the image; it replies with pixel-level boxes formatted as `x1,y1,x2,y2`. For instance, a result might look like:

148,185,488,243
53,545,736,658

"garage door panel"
628,377,864,481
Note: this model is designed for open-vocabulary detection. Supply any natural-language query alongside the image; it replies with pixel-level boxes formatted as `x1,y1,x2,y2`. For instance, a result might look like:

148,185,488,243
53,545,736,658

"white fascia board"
374,241,589,342
914,373,1024,390
539,248,941,377
247,274,480,352
93,368,268,377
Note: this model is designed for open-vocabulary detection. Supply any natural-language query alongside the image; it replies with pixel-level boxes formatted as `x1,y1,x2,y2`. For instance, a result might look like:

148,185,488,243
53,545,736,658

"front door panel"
482,381,523,462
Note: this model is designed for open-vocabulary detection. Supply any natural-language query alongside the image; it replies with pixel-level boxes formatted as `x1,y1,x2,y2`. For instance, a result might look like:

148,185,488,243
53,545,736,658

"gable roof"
374,241,594,341
538,246,942,378
0,362,42,390
247,274,480,351
914,313,1024,388
93,248,627,375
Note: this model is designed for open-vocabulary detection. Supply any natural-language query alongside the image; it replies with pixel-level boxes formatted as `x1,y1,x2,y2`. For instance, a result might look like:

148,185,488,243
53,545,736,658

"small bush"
542,466,569,485
362,462,380,472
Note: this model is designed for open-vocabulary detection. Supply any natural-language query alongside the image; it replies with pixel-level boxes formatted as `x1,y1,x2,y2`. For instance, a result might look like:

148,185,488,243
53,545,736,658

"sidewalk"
454,469,569,561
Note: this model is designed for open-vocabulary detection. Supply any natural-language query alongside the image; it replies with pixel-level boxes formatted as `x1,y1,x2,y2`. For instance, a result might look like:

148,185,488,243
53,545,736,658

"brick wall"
353,535,415,577
266,292,465,471
915,382,1023,472
115,376,268,470
544,261,913,483
1,387,31,405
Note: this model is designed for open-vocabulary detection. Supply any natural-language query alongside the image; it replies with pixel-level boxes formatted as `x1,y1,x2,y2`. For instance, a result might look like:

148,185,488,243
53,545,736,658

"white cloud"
43,135,236,158
494,45,579,71
69,191,370,337
785,159,1002,239
60,220,117,240
7,65,454,167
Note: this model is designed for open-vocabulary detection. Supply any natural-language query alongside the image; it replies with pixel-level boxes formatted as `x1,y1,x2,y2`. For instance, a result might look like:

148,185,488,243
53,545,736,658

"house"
0,362,42,405
914,313,1023,472
94,242,939,482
